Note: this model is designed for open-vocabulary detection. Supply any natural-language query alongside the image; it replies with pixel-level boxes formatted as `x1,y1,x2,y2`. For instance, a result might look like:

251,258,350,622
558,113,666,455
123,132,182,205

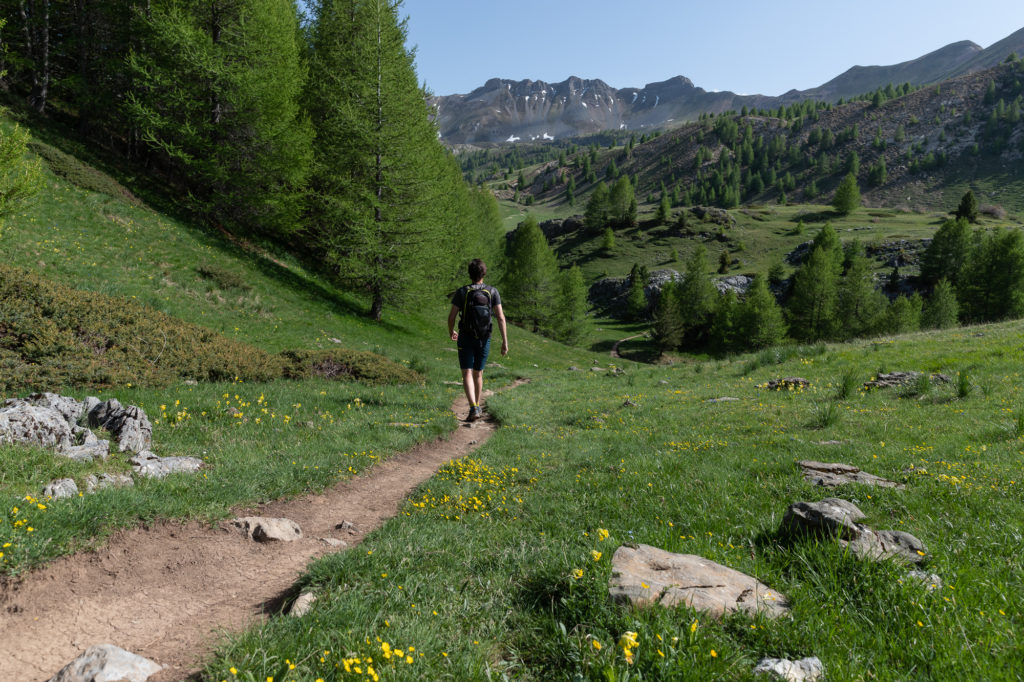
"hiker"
448,258,508,421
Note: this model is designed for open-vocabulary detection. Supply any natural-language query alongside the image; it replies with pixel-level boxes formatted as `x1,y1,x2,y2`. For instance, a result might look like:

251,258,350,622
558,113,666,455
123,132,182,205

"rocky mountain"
431,26,1024,145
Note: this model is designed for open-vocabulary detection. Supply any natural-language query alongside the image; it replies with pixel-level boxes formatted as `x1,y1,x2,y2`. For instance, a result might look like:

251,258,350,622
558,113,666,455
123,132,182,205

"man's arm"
448,304,460,341
493,304,509,355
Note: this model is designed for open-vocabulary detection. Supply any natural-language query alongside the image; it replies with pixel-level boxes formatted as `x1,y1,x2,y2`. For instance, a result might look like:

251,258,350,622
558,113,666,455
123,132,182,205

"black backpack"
463,287,492,340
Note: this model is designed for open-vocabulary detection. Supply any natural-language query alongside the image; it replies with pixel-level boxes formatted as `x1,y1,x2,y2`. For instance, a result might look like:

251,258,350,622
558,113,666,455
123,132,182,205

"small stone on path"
753,656,824,681
47,644,162,682
232,516,303,542
289,592,317,617
608,544,790,619
798,460,905,489
336,520,359,534
320,537,347,548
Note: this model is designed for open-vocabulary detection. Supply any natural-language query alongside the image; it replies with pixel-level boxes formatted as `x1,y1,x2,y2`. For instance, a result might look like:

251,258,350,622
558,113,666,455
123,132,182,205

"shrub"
196,263,252,291
27,141,140,205
280,349,422,385
0,264,284,394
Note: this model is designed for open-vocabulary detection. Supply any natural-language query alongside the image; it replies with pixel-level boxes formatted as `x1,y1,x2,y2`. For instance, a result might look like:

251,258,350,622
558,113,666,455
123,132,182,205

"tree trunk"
19,0,50,113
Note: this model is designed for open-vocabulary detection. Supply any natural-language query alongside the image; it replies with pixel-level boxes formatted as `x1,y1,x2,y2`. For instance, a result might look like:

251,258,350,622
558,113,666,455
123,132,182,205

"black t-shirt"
452,283,501,334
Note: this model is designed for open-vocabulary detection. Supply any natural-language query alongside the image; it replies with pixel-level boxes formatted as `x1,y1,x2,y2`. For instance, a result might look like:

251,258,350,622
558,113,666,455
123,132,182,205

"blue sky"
399,0,1024,96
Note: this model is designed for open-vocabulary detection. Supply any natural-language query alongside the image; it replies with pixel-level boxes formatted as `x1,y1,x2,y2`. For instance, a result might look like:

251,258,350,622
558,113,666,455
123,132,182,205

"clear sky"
399,0,1024,97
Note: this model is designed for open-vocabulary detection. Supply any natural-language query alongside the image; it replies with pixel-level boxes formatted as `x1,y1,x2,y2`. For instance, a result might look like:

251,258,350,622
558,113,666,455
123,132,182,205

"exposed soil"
0,384,520,682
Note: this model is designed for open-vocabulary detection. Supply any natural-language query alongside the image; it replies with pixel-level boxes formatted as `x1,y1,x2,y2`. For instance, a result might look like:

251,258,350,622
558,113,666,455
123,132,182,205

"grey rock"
0,402,75,452
588,269,682,316
608,543,789,619
88,400,152,453
47,644,162,682
714,275,753,296
691,205,736,227
81,396,101,421
43,478,79,499
320,537,348,548
753,656,824,681
798,460,905,489
232,516,303,542
849,529,928,565
782,498,868,541
336,520,359,534
85,473,134,494
63,439,110,462
706,397,739,403
659,380,669,385
289,592,317,617
863,371,951,390
129,451,203,479
14,393,85,426
760,377,810,391
590,367,605,372
568,366,580,371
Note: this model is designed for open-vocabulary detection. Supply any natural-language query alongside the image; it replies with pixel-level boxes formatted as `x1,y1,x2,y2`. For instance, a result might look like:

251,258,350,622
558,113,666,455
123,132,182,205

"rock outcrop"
47,644,162,682
781,499,928,564
798,460,905,489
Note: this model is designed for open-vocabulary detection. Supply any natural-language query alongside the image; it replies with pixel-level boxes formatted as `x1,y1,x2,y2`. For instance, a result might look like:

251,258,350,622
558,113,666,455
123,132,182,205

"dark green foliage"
958,228,1024,322
955,190,979,223
836,250,888,338
735,276,787,349
832,172,861,215
27,141,135,204
884,294,923,334
305,0,469,320
651,282,684,352
920,218,971,286
677,245,717,348
811,222,844,275
0,264,284,392
279,349,421,385
127,0,312,236
656,193,671,224
584,182,610,232
708,289,737,353
608,176,636,227
922,279,960,329
788,246,838,341
600,227,615,253
502,216,559,333
625,263,648,321
718,249,730,274
867,157,887,187
551,265,589,345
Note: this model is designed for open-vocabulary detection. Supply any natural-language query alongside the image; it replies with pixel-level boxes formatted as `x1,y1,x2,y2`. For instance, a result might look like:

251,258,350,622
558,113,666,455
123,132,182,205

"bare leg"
472,370,483,407
461,368,474,406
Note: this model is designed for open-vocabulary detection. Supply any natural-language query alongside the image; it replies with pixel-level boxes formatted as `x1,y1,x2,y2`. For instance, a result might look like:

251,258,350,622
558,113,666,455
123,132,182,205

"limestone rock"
798,460,905,489
88,400,152,453
232,516,302,542
320,537,348,548
47,643,162,682
289,592,317,617
705,397,739,403
760,377,810,391
63,439,110,463
129,451,203,479
16,393,85,426
906,569,943,590
863,371,951,390
753,656,824,681
608,544,789,619
782,500,928,564
43,478,79,499
85,473,134,494
0,402,75,452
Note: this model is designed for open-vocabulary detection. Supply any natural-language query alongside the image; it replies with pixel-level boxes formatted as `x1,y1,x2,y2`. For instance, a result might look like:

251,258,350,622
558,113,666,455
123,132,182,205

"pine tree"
836,250,888,338
303,0,465,320
609,176,635,227
708,290,737,354
920,217,971,286
885,295,922,334
832,173,861,215
552,265,589,345
656,193,671,224
787,246,838,341
601,227,616,253
128,0,312,237
625,263,648,320
584,181,610,233
718,249,730,274
955,190,979,223
958,228,1024,322
677,245,717,348
735,276,787,349
502,216,560,333
810,222,844,275
922,278,960,329
652,281,684,353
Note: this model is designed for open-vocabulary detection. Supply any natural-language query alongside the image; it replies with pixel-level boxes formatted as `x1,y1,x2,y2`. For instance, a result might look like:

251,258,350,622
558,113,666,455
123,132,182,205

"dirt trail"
0,384,519,682
611,333,647,359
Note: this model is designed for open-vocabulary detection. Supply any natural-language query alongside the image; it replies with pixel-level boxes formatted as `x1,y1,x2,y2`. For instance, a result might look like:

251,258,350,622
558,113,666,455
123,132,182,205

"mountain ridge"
431,26,1024,145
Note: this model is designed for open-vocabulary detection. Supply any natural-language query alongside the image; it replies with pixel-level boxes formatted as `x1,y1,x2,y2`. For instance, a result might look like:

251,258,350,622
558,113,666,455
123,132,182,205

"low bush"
27,141,140,205
280,348,422,385
0,264,284,393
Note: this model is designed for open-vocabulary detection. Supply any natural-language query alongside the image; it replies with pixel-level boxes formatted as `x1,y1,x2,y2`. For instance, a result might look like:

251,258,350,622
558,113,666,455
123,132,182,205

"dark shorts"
458,337,491,371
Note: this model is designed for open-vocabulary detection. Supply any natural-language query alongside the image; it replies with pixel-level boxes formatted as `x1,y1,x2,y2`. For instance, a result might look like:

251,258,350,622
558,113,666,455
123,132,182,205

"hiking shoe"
466,406,480,422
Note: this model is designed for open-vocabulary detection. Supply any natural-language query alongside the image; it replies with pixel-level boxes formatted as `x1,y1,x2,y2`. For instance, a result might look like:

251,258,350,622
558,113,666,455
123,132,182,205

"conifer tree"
955,190,979,223
584,181,610,233
601,227,615,253
502,216,560,333
787,246,838,341
305,0,465,320
657,193,671,224
677,245,717,348
552,265,589,345
625,263,648,320
832,173,861,215
922,278,960,329
836,250,888,338
708,290,737,354
652,282,684,353
128,0,312,236
736,276,787,349
0,120,43,228
958,228,1024,322
920,217,971,286
609,176,636,227
885,295,922,334
810,222,844,275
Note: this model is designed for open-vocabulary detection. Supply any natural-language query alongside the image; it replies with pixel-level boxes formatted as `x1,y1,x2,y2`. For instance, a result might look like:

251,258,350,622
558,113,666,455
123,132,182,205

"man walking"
448,258,508,421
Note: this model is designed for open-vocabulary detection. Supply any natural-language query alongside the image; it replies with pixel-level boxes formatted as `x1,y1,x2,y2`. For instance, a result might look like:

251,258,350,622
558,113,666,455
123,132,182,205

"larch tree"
787,246,839,341
501,216,559,333
832,172,861,216
305,0,466,320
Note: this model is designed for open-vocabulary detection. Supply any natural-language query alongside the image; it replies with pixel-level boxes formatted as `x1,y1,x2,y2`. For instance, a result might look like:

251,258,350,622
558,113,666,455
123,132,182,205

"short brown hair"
468,258,486,282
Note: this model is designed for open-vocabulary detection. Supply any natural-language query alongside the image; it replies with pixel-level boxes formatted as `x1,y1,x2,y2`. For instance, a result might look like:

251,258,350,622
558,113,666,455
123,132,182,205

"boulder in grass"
43,478,79,499
88,399,152,454
289,592,317,617
798,460,904,489
753,656,824,681
0,402,75,452
47,643,162,682
608,544,789,619
129,451,203,479
85,473,134,494
232,516,303,542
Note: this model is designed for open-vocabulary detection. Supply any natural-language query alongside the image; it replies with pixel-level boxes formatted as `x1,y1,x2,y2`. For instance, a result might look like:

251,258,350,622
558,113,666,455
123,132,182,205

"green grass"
203,321,1024,681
